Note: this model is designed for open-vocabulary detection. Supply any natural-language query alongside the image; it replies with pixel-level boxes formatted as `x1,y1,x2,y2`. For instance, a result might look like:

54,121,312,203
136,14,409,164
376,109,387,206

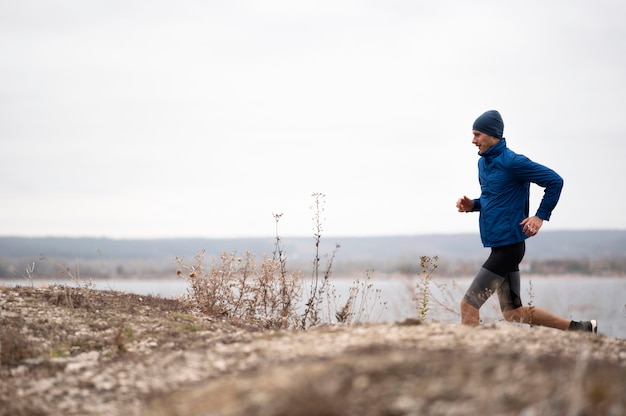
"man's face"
472,130,500,154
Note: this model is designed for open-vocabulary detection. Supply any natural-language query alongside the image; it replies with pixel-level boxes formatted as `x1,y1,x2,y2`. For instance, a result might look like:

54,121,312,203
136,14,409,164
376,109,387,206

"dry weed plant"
299,193,386,328
177,192,390,330
407,256,482,323
527,278,536,326
430,280,466,321
24,262,35,287
15,256,98,312
59,260,96,291
414,255,439,321
20,254,97,292
176,209,304,329
300,192,332,328
335,270,387,325
175,250,302,330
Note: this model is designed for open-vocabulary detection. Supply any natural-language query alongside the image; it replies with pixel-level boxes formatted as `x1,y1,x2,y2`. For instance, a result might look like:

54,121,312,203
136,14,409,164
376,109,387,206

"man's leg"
502,305,571,331
460,299,480,326
461,267,503,326
461,243,526,327
498,271,581,331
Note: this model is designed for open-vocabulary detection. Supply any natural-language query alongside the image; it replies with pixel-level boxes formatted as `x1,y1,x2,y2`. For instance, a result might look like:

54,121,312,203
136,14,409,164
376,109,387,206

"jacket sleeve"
510,154,564,221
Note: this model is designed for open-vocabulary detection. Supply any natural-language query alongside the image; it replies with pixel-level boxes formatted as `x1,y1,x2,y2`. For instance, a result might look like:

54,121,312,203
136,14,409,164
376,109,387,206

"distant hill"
1,230,625,277
1,230,625,260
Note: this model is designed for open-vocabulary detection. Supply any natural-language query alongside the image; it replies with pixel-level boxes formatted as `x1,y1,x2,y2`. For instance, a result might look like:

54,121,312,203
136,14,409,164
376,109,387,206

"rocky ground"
1,284,625,416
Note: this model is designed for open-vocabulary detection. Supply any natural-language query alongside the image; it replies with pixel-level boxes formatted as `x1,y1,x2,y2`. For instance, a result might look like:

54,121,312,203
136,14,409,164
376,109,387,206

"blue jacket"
471,139,563,248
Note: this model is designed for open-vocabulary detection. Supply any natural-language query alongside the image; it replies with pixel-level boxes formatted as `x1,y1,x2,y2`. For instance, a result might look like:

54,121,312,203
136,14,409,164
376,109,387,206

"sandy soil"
1,285,625,416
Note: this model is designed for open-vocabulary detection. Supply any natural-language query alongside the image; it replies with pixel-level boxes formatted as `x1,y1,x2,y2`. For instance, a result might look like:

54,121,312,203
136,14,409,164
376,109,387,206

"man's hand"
520,216,543,237
456,196,474,213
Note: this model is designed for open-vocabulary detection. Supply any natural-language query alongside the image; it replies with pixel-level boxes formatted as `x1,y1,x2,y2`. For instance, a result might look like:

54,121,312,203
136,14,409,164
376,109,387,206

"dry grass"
175,193,390,330
175,250,303,329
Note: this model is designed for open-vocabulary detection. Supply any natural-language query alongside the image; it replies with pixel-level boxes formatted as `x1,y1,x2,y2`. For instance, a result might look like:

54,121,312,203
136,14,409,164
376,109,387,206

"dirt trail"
1,285,625,415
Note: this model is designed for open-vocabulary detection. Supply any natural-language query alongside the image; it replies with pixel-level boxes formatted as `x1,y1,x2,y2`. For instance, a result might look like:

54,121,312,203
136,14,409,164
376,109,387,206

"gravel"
2,285,625,416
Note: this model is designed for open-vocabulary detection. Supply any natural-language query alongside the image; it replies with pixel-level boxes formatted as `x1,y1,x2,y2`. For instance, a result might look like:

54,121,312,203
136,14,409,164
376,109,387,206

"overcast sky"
1,0,625,239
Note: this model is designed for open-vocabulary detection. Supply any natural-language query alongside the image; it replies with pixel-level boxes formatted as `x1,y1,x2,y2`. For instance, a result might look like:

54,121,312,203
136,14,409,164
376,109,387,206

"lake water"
3,275,625,339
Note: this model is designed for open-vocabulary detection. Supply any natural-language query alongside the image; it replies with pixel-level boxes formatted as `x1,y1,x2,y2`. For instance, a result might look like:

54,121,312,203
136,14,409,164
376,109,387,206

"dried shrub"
176,250,303,329
176,193,388,330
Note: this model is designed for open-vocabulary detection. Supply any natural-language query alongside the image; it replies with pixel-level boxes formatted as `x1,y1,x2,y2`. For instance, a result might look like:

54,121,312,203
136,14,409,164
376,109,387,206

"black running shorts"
463,241,525,311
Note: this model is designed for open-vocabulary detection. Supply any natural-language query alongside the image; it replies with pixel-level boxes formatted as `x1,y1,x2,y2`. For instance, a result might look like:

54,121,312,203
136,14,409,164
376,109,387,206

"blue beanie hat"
473,110,504,139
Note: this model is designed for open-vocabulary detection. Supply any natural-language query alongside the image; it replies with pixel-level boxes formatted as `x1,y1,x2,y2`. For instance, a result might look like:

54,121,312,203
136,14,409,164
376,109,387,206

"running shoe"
569,319,598,333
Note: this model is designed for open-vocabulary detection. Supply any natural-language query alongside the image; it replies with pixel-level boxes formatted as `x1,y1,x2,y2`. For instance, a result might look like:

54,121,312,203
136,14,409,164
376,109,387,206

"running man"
457,110,597,333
